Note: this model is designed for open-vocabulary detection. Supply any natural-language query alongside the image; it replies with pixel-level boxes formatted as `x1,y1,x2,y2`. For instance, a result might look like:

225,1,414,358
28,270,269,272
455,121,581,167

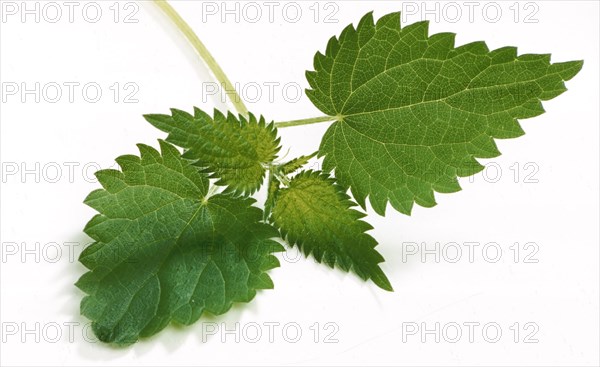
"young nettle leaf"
263,172,281,221
306,11,583,215
77,141,283,345
144,108,281,196
279,152,318,175
272,171,392,291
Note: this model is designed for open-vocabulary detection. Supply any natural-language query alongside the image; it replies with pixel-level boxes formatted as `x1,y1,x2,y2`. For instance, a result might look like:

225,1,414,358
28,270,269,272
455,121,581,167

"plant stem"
154,0,249,116
275,115,338,128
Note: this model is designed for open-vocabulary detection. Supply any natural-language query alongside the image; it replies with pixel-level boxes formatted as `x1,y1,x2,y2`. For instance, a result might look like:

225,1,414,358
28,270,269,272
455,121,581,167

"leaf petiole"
275,115,339,128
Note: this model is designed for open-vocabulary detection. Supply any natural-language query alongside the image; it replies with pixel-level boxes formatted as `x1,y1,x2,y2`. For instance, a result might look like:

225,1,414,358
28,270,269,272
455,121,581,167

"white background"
1,1,599,366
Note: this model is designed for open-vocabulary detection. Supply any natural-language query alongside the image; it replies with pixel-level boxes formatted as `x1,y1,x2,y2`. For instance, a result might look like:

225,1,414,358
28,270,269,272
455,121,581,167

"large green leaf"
77,141,283,345
306,11,582,215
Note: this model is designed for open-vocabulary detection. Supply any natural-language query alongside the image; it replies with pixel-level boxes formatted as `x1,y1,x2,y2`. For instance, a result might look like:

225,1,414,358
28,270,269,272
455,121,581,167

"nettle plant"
77,3,582,345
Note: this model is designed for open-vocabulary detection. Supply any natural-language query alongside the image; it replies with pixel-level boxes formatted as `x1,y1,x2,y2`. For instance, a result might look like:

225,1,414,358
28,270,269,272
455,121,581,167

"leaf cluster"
77,11,582,345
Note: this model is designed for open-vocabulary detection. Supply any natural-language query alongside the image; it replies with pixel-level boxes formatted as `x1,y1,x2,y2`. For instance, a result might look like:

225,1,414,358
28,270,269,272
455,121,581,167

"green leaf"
272,171,392,291
77,140,283,346
279,152,318,175
263,172,280,221
306,11,583,215
264,152,318,220
144,108,281,196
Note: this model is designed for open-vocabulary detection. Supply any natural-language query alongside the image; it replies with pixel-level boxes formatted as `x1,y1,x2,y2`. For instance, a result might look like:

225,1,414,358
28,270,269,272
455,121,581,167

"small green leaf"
263,172,280,221
78,141,283,346
307,11,583,215
145,108,281,196
280,152,318,175
272,171,392,291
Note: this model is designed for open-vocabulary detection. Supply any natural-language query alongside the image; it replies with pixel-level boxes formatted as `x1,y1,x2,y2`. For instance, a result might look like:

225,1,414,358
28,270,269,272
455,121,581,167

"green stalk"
154,0,249,116
275,115,338,128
